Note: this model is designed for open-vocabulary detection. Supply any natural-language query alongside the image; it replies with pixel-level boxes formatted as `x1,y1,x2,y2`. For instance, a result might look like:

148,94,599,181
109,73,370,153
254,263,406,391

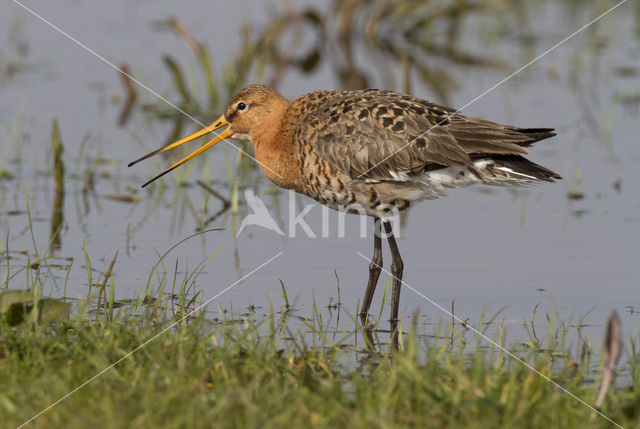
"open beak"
128,114,233,188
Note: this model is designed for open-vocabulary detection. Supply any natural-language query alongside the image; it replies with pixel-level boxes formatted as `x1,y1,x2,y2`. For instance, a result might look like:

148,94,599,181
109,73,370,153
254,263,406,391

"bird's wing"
295,89,554,181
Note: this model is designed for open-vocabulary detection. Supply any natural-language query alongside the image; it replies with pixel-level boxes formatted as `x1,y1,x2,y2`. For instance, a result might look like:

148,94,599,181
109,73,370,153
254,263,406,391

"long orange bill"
128,115,232,188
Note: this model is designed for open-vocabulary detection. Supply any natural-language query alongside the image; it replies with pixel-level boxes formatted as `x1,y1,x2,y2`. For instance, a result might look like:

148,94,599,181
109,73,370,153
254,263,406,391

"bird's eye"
237,102,248,112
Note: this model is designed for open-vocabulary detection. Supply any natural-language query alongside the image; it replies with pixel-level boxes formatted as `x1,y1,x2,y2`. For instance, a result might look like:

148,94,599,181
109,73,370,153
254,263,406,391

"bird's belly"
304,187,413,219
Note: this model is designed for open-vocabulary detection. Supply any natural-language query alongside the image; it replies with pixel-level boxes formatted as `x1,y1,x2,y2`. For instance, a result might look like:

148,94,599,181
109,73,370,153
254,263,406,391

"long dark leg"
360,218,382,323
383,221,403,335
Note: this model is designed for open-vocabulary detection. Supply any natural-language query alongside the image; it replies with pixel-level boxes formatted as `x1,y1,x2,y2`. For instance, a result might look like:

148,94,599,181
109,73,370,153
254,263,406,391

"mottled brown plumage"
220,85,560,219
130,84,561,340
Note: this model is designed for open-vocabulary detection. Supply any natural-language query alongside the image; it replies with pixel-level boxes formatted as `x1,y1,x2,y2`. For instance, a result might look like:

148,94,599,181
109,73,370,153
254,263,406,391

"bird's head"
223,85,289,138
128,84,289,188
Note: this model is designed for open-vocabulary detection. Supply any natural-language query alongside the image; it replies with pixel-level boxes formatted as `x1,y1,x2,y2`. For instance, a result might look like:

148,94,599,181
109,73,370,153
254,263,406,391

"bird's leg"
383,221,404,342
360,218,382,325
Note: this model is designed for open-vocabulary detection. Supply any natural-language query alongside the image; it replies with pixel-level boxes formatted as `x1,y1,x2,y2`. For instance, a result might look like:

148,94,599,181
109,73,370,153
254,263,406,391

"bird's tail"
510,127,557,147
488,154,562,182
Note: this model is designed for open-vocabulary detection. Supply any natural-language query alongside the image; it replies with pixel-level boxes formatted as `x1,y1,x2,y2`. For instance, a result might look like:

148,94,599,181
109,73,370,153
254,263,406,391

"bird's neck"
251,99,299,189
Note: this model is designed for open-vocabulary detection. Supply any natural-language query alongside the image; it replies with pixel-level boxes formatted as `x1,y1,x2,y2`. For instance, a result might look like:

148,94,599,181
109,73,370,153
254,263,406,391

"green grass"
0,176,638,429
0,294,638,429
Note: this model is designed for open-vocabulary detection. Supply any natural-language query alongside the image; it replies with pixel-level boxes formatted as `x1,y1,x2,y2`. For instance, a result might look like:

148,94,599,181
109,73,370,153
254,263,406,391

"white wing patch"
388,171,410,181
410,158,539,195
495,166,537,180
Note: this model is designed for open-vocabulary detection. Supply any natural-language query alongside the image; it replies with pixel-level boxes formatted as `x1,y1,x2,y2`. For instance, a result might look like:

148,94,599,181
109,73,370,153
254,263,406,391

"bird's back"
283,88,560,217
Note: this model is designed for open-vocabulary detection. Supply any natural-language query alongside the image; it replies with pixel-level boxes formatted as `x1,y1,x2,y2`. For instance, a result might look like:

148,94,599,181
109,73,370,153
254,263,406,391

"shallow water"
0,0,639,350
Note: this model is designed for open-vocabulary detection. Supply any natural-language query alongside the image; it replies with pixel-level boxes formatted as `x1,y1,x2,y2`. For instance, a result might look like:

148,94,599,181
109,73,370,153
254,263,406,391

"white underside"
415,159,537,193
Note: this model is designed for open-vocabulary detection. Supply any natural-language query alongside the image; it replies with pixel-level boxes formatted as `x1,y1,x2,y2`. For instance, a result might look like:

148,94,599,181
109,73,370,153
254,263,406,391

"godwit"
129,84,560,331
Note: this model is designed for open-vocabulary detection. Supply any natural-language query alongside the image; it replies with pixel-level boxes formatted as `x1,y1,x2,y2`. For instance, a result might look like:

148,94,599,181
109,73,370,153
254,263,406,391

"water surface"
1,0,639,349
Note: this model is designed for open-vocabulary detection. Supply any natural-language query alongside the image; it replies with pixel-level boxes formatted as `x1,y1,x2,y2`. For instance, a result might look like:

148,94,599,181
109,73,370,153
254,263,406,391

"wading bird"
129,85,560,334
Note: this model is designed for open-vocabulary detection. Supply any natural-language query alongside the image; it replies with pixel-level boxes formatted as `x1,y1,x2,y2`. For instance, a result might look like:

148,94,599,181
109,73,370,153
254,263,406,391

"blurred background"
0,0,638,346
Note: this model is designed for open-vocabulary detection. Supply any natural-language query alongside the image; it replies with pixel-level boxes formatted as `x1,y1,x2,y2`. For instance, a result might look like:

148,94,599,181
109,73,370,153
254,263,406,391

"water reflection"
142,1,514,123
116,64,137,128
50,119,65,251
